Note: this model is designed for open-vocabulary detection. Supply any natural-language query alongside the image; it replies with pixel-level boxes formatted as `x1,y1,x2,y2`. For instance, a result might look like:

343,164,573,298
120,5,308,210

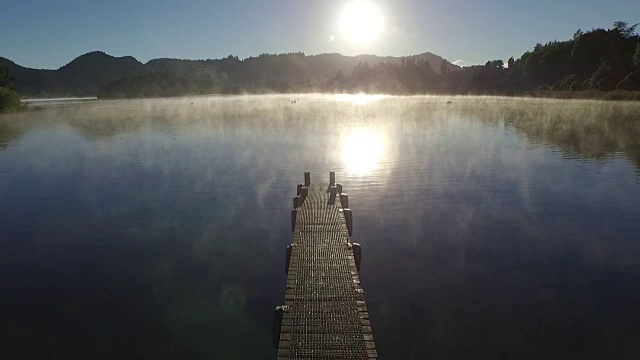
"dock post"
273,305,284,348
336,183,343,194
352,243,362,272
293,196,300,209
328,185,338,205
329,171,335,186
343,208,353,237
340,193,349,209
304,172,310,186
285,244,292,273
291,209,297,232
296,183,303,196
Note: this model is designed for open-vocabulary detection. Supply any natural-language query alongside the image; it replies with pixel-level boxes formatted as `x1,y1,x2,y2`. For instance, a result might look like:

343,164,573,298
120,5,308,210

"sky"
1,0,639,69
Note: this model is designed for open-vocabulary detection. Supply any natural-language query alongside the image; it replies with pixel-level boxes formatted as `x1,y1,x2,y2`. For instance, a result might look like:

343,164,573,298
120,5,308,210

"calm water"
1,95,639,359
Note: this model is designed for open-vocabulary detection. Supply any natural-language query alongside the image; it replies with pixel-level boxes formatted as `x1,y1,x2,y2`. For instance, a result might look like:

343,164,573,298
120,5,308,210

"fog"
4,94,640,164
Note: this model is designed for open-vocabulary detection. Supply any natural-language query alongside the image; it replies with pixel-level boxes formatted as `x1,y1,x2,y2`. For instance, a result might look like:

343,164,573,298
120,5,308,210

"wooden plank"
277,176,378,359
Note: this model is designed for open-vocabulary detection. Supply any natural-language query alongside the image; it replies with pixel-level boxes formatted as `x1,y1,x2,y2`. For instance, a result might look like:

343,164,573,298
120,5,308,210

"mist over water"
1,95,639,359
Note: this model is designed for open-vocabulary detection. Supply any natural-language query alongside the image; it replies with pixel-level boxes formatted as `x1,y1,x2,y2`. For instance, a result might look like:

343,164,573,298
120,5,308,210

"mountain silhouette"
0,51,459,97
56,51,144,95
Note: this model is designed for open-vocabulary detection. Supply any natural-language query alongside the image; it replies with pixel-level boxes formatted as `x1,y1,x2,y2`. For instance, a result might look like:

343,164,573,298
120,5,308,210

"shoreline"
13,91,640,105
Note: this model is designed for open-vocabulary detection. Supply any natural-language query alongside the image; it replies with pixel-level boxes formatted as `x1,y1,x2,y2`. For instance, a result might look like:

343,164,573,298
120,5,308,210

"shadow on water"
1,95,639,359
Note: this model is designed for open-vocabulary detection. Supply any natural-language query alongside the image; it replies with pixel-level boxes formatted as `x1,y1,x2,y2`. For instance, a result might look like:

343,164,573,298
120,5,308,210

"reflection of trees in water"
399,98,640,169
0,123,23,150
0,113,33,150
501,102,640,167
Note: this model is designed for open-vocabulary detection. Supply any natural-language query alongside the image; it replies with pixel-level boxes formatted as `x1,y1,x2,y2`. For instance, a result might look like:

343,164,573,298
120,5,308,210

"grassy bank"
527,90,640,102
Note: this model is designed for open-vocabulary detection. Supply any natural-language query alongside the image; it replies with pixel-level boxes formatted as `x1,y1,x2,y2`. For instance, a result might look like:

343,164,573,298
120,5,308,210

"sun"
339,1,385,45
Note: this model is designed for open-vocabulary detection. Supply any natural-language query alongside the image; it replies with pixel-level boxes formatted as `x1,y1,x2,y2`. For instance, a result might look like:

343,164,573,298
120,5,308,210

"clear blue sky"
1,0,638,69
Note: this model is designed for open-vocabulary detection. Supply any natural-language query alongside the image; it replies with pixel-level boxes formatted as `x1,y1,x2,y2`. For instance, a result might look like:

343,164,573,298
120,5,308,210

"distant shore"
12,91,640,107
94,90,640,102
527,90,640,102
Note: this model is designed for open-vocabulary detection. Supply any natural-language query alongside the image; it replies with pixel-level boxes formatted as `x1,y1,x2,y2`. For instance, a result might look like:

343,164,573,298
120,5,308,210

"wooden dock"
274,172,378,359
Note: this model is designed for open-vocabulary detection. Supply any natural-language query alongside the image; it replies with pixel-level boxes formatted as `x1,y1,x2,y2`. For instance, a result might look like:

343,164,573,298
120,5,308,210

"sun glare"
340,1,385,45
341,128,386,175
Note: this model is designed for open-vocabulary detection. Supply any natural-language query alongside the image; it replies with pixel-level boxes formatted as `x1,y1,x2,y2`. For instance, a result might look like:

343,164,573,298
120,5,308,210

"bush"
552,74,581,90
589,63,616,90
616,71,640,90
0,87,22,113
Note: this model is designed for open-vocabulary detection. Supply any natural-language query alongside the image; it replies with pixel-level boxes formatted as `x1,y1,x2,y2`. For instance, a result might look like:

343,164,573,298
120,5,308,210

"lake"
1,94,639,359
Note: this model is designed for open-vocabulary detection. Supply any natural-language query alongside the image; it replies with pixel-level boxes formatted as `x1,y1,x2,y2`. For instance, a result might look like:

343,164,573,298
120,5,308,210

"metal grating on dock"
275,172,377,359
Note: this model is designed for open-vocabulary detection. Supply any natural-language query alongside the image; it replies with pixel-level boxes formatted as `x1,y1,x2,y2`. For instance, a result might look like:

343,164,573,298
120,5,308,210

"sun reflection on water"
341,127,386,175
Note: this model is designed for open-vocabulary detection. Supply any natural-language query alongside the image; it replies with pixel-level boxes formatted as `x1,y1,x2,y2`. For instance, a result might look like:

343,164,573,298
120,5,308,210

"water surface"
1,95,639,359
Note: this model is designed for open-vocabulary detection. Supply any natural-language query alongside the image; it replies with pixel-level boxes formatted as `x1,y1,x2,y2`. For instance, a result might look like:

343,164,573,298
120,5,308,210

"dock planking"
275,172,377,360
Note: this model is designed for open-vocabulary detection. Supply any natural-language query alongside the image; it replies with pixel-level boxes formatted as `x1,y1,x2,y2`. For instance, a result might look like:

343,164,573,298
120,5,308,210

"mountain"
56,51,144,95
0,51,459,98
0,57,57,97
4,21,639,99
0,51,145,97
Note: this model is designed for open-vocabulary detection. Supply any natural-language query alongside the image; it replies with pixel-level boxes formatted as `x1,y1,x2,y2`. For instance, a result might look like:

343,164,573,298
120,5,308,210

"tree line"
0,64,22,112
461,21,640,94
328,21,640,96
98,21,640,99
4,21,640,103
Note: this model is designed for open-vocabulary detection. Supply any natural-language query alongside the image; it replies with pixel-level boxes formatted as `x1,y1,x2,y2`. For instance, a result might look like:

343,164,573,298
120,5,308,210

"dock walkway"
275,172,377,359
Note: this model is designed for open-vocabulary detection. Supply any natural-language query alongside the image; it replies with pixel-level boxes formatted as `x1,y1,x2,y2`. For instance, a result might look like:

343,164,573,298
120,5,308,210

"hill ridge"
1,50,459,97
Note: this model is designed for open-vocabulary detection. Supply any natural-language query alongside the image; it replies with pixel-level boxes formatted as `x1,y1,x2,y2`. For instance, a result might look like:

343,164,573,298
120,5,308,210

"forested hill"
2,21,639,99
448,21,640,95
0,52,144,97
326,21,640,96
0,51,458,98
